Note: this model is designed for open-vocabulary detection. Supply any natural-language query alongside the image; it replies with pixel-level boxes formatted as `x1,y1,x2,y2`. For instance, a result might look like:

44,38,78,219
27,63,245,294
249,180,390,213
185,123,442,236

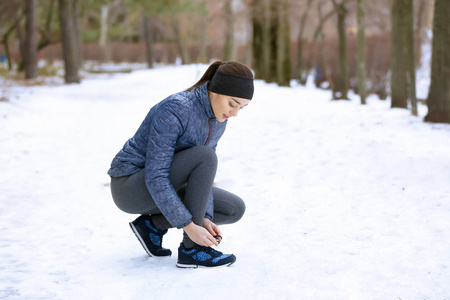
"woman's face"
209,91,251,122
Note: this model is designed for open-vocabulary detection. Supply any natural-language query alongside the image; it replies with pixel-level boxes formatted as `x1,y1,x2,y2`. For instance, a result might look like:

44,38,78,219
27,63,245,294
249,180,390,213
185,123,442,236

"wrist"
183,222,196,232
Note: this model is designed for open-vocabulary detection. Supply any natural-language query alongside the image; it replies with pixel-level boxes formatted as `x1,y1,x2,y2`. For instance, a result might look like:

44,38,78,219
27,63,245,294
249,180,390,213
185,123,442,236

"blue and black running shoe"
176,243,236,268
129,215,172,257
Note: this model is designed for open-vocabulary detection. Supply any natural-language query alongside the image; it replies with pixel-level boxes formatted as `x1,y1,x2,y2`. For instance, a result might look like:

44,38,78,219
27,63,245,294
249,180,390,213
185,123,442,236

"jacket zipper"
204,118,212,146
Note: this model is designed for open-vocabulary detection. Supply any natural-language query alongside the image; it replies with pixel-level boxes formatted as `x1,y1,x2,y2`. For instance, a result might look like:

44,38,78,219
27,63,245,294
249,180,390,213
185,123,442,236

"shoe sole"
129,222,156,257
176,260,236,269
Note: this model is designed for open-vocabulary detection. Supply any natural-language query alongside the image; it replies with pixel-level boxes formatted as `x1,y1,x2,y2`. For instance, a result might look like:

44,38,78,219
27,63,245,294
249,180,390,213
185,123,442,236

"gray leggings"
110,146,245,247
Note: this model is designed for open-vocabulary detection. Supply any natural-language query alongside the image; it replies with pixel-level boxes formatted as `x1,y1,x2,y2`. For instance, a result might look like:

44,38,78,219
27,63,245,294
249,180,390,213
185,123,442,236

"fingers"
204,222,222,245
196,233,217,247
185,222,225,247
206,221,222,236
208,234,219,247
202,230,219,247
186,224,218,247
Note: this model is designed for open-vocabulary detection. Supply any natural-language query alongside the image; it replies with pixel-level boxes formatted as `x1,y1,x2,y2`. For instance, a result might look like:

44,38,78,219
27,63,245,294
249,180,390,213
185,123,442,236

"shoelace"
196,245,220,256
214,235,222,244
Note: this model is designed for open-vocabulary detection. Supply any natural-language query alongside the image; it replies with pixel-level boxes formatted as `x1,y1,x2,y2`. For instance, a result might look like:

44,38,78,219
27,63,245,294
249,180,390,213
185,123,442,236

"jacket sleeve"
144,102,193,229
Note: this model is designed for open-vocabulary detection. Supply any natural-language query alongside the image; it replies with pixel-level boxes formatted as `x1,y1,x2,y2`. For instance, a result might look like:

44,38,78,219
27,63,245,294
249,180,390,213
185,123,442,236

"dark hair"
187,60,253,91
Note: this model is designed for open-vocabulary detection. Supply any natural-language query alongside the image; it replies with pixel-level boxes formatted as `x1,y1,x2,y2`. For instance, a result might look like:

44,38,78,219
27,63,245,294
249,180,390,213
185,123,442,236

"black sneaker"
129,215,172,257
176,243,236,268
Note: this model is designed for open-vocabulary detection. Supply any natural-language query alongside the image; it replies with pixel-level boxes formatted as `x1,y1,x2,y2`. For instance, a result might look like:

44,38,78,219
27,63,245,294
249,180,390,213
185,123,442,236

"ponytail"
187,61,224,91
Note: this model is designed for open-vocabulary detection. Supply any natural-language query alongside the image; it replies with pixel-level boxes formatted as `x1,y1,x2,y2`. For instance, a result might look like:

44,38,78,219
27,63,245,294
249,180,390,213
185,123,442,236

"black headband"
208,71,254,100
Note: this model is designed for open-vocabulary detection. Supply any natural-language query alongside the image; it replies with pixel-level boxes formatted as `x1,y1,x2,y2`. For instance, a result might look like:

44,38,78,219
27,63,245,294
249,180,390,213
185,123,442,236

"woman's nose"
231,107,239,117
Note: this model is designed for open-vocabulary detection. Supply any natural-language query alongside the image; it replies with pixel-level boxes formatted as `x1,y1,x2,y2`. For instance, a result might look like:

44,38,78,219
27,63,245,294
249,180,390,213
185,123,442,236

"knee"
194,146,218,167
231,196,246,223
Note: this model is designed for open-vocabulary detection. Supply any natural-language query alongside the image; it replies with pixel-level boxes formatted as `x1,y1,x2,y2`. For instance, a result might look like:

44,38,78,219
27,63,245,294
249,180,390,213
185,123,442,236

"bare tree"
24,0,38,79
99,4,109,47
223,0,234,61
315,0,335,92
142,13,154,68
37,0,57,51
330,0,349,100
424,0,450,123
59,0,80,83
16,5,27,72
252,0,271,81
356,0,366,104
0,1,23,70
390,0,407,108
295,0,313,85
172,13,190,64
72,0,83,68
97,0,119,62
414,0,425,67
196,0,208,63
390,0,415,110
252,0,290,86
406,0,417,115
276,0,291,86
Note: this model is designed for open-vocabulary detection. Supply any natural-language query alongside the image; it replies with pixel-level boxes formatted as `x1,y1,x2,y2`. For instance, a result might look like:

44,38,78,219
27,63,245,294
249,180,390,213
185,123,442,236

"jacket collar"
194,83,216,119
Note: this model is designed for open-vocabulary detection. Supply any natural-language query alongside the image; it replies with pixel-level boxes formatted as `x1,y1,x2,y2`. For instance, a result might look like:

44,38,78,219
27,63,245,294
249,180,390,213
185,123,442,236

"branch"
313,8,336,39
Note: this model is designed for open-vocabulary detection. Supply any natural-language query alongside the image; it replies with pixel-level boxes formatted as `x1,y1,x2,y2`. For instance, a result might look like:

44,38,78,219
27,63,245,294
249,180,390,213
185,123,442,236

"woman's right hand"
183,222,218,247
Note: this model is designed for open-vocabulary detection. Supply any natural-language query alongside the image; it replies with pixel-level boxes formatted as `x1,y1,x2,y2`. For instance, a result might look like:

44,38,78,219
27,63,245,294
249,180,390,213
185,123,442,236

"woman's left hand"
203,218,222,243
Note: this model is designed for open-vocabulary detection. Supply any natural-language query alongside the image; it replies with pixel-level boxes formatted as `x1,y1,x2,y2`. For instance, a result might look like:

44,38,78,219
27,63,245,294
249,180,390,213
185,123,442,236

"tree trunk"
263,0,273,82
99,3,110,62
197,19,208,63
224,0,234,61
16,9,26,72
24,0,38,79
356,0,367,105
172,14,190,64
276,0,291,87
296,0,313,85
2,11,24,70
317,0,334,93
143,13,154,69
72,0,83,68
59,0,80,83
99,4,111,62
332,0,349,100
390,0,408,108
414,0,425,67
197,1,208,63
245,14,253,68
2,28,14,70
312,1,335,90
424,0,450,123
38,0,56,51
99,5,108,46
252,2,262,76
406,0,417,116
252,0,271,81
276,1,284,85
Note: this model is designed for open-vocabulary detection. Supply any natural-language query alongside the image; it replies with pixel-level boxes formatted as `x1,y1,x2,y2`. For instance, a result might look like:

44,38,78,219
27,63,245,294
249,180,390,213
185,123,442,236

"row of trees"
0,0,449,123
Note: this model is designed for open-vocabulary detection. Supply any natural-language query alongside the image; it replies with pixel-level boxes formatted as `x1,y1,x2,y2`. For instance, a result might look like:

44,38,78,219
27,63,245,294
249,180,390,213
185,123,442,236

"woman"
108,61,254,268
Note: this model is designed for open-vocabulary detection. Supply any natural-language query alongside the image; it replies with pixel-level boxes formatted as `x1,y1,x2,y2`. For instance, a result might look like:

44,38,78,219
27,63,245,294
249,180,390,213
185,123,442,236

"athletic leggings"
110,146,245,248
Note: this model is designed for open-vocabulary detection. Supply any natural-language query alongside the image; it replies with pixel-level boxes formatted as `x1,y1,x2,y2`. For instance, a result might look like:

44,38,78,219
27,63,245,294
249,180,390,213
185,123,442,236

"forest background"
0,0,449,124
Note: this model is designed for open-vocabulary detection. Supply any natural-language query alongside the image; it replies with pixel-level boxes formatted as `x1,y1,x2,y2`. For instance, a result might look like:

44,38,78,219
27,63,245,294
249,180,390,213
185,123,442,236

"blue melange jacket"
107,83,227,228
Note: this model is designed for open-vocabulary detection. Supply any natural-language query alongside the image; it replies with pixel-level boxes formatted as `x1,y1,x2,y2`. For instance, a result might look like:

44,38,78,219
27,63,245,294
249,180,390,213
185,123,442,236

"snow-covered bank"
1,64,449,299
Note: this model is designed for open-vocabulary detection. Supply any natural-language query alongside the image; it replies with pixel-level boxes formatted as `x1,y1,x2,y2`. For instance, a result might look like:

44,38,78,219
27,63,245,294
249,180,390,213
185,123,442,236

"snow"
1,64,450,300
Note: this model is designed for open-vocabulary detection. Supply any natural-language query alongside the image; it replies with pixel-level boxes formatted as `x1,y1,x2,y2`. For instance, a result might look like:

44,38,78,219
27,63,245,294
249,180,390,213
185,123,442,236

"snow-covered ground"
1,64,449,300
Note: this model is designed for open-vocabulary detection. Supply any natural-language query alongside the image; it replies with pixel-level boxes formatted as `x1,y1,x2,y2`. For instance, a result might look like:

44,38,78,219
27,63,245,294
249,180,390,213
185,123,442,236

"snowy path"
1,65,450,299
